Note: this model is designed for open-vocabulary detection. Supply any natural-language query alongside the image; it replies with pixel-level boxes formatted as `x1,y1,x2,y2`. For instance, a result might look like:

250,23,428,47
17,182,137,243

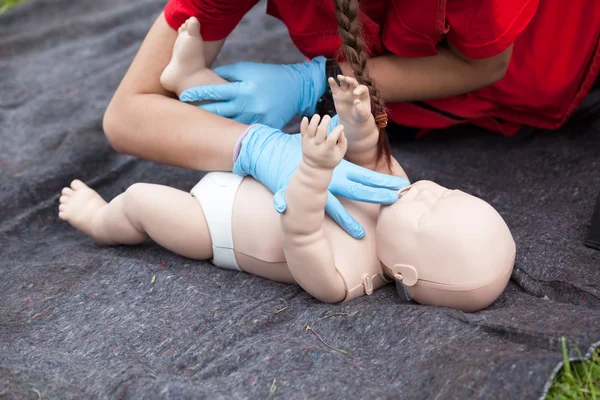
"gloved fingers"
197,101,239,118
212,63,243,82
346,165,410,190
324,192,365,239
315,115,331,144
179,82,240,102
273,188,288,213
335,182,399,205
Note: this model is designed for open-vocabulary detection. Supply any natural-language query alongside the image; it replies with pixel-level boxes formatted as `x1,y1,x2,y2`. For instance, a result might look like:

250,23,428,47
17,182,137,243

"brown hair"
333,0,392,168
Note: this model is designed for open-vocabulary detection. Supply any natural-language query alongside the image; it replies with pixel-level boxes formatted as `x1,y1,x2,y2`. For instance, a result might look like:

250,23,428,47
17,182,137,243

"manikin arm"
329,76,379,169
329,76,407,177
280,116,348,303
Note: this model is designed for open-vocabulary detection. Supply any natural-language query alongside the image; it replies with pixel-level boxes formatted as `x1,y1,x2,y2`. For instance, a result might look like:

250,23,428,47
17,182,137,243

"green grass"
0,0,25,14
0,0,597,396
546,337,600,399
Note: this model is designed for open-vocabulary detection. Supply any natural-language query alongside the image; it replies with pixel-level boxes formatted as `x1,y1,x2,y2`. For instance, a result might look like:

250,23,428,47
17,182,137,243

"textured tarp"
1,0,599,398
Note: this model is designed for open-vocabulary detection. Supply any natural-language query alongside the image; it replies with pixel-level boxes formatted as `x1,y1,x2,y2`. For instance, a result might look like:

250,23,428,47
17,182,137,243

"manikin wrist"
298,56,327,117
299,159,335,185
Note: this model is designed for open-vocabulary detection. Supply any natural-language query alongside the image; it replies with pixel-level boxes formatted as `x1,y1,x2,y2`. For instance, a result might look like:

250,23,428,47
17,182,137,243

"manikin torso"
231,177,387,302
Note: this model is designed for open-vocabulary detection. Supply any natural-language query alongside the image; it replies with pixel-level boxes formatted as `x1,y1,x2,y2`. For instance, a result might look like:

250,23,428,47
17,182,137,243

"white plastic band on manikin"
191,172,244,271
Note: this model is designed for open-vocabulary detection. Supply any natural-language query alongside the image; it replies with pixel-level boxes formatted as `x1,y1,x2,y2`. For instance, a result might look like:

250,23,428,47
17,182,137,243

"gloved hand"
233,124,410,239
179,57,328,130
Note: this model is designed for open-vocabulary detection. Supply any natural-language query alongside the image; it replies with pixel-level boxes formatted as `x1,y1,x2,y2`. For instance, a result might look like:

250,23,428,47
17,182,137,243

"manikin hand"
328,75,373,126
300,114,348,170
232,119,410,239
179,57,328,130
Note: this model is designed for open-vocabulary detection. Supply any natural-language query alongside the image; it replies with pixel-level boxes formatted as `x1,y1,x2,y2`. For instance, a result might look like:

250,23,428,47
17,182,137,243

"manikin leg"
58,17,238,259
160,17,227,96
58,18,239,259
59,180,213,260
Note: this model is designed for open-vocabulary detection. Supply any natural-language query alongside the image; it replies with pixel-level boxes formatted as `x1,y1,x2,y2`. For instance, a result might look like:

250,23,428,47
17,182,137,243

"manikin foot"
58,180,109,244
160,16,211,96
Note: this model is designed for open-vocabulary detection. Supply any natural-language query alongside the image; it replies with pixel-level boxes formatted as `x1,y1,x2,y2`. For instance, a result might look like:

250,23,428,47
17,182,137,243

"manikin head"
376,180,516,312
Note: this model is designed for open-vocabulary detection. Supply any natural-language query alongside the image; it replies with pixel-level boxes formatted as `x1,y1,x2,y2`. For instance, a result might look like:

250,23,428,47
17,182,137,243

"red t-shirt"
164,0,600,135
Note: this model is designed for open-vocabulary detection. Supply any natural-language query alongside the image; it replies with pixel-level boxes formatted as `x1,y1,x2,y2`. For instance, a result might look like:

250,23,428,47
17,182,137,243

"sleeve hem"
163,0,250,42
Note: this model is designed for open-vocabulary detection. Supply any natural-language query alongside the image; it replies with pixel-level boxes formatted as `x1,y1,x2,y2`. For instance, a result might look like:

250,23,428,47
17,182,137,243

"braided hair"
333,0,392,168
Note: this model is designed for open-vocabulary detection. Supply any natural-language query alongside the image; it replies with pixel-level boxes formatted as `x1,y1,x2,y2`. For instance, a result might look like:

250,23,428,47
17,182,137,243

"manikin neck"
379,261,396,282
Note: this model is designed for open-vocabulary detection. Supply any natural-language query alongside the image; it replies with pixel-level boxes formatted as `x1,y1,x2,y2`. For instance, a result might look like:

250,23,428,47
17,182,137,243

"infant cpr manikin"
59,164,515,312
59,16,516,312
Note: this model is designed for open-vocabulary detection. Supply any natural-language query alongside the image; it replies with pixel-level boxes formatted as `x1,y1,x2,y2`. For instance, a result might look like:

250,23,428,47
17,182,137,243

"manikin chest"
230,177,387,301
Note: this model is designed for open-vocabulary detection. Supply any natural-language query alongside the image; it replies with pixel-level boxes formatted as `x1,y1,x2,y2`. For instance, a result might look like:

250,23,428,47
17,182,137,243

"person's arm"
103,12,244,171
338,44,513,103
338,0,537,103
280,117,347,303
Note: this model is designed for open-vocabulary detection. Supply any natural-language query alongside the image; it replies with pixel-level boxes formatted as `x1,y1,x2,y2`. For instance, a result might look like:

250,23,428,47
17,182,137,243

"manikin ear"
391,264,418,286
392,264,418,302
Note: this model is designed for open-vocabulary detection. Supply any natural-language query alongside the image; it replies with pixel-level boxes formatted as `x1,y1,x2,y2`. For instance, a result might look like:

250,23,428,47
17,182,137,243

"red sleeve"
164,0,259,41
381,0,442,58
445,0,539,59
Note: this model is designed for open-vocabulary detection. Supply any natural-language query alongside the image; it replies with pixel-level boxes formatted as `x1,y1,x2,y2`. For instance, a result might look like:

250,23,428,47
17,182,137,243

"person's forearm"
104,95,246,171
281,161,346,303
339,45,512,103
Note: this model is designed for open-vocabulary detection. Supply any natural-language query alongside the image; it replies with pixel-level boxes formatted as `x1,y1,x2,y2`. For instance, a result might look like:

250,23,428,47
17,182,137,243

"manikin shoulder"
323,199,386,300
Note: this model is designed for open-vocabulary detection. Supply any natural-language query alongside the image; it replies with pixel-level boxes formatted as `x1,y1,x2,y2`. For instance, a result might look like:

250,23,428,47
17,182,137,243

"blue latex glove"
179,57,328,130
233,124,410,239
327,114,340,134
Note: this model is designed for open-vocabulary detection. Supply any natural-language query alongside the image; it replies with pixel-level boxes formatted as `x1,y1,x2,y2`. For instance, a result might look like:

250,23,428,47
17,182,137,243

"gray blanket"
1,0,599,398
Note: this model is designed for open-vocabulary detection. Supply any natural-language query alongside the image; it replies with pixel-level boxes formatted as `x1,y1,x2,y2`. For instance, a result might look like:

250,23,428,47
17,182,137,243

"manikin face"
375,180,516,311
387,180,456,229
375,180,515,288
377,180,459,246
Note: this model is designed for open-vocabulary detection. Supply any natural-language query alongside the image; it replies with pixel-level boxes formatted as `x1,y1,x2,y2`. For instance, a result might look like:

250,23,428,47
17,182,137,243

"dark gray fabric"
1,0,599,398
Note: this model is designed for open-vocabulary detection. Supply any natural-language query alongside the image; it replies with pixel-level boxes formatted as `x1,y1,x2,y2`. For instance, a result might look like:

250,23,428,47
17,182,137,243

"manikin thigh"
123,183,212,260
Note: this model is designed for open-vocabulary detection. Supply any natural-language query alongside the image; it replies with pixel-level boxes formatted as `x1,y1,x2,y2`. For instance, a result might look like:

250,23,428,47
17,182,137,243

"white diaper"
191,172,244,271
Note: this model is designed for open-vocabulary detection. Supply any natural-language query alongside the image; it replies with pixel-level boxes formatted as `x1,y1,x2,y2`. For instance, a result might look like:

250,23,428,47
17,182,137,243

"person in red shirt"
104,0,600,167
166,0,600,139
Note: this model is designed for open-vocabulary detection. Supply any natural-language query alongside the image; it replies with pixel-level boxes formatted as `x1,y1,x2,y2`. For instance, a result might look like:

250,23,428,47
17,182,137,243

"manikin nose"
416,188,438,206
